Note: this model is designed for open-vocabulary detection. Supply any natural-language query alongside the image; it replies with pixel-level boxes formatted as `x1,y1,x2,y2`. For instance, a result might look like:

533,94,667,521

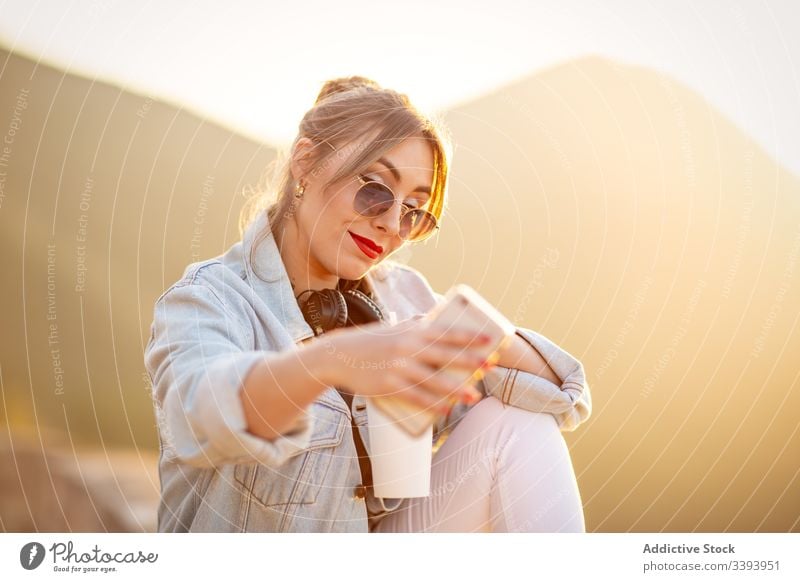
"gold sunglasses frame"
352,174,439,242
319,139,439,243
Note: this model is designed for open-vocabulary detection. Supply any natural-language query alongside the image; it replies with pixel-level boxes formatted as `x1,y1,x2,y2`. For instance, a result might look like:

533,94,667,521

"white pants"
372,395,586,532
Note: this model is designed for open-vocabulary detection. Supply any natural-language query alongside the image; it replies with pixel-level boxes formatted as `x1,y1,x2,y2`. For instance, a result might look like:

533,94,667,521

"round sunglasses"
352,174,439,242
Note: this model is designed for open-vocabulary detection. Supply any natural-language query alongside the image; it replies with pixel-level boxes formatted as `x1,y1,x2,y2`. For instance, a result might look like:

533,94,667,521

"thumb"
390,314,426,331
397,313,428,326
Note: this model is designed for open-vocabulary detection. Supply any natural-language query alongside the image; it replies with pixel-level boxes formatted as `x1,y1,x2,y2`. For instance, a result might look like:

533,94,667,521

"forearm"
240,340,334,440
494,330,562,387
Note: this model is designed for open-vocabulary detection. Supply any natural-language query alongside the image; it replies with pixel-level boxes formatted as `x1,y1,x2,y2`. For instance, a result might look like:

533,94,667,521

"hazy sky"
1,0,798,176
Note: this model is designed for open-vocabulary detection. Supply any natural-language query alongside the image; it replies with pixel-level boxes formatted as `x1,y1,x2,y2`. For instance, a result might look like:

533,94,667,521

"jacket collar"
241,207,316,343
240,205,394,344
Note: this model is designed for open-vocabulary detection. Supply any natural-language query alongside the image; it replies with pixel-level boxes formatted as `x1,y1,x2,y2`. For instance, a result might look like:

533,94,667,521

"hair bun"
315,75,381,104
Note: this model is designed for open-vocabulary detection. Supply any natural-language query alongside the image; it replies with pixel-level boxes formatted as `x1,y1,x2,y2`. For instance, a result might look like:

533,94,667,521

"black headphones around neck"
295,284,385,336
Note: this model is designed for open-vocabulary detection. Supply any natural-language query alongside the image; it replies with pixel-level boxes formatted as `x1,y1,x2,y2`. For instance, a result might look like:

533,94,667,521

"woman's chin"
336,256,375,281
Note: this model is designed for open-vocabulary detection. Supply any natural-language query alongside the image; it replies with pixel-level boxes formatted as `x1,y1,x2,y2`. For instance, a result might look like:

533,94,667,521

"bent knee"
476,396,559,430
455,397,563,452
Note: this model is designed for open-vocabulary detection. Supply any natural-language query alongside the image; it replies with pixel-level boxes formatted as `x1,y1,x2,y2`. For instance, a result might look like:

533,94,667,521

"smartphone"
370,284,517,437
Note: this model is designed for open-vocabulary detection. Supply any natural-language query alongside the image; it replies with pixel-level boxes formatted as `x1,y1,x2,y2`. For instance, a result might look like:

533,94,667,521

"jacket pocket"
233,397,349,509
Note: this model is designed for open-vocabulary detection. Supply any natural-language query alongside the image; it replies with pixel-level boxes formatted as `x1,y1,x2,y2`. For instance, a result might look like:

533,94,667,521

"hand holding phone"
370,284,517,437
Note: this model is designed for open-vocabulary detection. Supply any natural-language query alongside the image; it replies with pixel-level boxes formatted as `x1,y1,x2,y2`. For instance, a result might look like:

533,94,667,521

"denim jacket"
144,206,592,532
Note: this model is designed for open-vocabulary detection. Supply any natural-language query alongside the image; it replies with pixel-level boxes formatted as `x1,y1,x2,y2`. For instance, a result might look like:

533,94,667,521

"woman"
144,76,591,533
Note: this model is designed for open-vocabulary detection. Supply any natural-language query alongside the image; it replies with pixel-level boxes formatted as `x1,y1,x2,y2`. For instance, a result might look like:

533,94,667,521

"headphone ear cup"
343,289,385,327
297,288,348,335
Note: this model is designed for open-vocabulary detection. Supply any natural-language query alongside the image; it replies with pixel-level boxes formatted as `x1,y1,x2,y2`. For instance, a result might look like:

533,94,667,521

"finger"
381,373,453,413
421,323,492,349
413,344,488,373
401,361,478,400
393,387,452,415
408,313,427,322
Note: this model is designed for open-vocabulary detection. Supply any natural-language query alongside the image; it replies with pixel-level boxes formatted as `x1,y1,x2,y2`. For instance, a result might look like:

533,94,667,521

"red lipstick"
349,231,383,259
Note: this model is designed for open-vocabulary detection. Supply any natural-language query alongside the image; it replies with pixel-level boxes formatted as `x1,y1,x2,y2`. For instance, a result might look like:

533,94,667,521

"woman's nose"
372,199,404,237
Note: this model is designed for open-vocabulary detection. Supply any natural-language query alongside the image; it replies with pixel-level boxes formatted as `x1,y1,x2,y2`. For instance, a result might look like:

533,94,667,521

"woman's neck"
275,220,339,296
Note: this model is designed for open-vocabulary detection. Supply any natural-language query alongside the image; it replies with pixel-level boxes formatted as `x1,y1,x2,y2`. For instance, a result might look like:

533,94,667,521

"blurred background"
0,0,798,532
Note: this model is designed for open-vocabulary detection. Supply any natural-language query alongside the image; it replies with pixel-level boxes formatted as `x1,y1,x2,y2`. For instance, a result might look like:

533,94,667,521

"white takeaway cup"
365,398,433,498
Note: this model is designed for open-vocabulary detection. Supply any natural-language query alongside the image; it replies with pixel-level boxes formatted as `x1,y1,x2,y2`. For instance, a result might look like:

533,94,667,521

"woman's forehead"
371,138,433,178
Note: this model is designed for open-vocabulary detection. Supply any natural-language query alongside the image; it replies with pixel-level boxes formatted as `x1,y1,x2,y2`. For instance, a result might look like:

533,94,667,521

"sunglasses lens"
353,177,438,241
354,181,394,217
400,209,437,241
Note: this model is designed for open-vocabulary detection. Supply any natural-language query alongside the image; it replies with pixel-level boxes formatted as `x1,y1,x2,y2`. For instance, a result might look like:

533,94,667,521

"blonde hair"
239,75,453,294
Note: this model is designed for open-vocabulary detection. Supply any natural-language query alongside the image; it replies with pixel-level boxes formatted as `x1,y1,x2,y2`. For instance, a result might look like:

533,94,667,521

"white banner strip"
1,533,798,581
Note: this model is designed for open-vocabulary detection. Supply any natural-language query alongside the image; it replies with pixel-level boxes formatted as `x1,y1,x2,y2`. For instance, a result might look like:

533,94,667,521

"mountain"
0,47,275,451
412,56,800,532
1,48,797,532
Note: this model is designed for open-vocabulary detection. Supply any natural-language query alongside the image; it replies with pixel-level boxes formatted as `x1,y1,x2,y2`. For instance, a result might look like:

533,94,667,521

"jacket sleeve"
428,288,592,432
144,282,315,469
478,327,592,431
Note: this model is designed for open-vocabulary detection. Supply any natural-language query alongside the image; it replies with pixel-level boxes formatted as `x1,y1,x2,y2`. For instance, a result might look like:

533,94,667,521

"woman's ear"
289,137,318,183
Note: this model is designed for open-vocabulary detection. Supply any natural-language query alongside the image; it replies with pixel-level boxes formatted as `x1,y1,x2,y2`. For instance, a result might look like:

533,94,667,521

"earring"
294,180,305,199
